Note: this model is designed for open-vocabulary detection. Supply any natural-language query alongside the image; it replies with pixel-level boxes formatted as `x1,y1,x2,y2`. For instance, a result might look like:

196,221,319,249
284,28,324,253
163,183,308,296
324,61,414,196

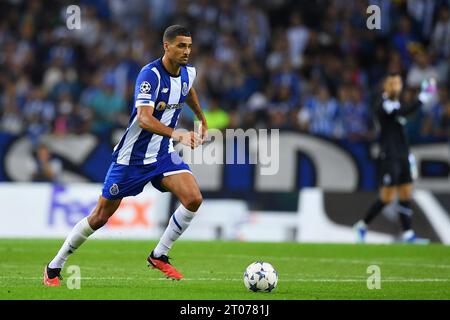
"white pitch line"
1,277,450,283
2,256,450,271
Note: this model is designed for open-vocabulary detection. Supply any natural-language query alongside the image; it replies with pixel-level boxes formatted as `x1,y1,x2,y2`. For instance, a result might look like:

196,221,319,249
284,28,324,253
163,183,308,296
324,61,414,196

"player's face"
384,76,403,98
165,36,192,66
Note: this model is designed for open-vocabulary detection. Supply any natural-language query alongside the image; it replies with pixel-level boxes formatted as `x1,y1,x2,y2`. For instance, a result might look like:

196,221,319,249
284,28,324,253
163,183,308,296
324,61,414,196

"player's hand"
173,130,202,149
419,78,437,109
200,120,208,144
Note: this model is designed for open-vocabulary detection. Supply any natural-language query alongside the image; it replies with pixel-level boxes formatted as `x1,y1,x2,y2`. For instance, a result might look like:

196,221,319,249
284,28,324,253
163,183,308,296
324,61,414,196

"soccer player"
43,25,208,286
353,73,435,244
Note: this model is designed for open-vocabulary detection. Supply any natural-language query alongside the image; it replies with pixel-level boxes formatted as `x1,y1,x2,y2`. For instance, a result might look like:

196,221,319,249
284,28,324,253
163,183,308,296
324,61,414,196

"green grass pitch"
1,239,449,300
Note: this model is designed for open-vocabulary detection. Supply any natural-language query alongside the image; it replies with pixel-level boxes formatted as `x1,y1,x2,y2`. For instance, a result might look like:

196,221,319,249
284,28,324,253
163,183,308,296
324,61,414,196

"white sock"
402,229,415,240
355,220,367,229
48,217,94,269
153,205,196,257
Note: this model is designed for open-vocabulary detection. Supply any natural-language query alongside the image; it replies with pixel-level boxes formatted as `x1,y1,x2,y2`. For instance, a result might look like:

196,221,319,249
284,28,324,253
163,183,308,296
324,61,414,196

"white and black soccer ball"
243,261,278,292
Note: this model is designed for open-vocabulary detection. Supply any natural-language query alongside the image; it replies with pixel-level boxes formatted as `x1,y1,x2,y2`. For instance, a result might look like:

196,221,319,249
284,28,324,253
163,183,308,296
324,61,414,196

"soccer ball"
243,261,278,292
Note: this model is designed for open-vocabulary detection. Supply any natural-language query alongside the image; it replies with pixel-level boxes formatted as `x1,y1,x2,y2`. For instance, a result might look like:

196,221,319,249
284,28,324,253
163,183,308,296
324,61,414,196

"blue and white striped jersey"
112,58,196,165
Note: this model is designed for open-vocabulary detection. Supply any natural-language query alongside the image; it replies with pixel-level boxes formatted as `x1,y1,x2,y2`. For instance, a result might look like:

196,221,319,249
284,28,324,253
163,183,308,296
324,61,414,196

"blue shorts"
102,152,191,199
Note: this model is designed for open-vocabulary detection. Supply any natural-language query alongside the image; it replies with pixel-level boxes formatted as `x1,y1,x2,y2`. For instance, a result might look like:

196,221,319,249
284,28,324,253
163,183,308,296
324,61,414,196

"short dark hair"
386,72,402,78
163,25,191,43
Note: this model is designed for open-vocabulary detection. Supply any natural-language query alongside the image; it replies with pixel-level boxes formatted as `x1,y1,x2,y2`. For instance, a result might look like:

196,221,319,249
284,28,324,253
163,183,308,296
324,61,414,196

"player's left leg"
396,155,425,243
397,169,429,244
148,172,202,279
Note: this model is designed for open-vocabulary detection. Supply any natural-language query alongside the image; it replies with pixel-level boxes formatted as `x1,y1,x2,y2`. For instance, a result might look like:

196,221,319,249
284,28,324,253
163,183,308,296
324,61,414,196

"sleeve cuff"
135,100,155,107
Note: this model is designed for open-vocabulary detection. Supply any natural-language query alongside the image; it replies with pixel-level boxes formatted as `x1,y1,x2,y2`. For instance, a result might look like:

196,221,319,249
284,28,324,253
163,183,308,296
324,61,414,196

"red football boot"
147,251,183,280
43,265,62,287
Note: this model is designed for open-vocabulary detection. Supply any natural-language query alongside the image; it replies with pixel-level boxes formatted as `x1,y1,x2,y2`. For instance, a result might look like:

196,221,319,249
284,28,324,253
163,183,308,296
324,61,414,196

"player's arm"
137,106,200,149
185,87,208,142
137,105,174,138
376,96,420,118
397,99,422,116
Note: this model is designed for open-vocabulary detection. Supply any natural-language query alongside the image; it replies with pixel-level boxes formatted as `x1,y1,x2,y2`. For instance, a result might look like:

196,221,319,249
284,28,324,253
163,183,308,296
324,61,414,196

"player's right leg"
354,159,399,243
43,196,122,286
354,186,396,243
367,186,397,224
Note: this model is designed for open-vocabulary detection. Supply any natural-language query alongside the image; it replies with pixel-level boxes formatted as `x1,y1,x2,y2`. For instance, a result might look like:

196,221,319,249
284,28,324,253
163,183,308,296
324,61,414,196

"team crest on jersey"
140,81,151,93
109,183,119,196
182,82,188,96
156,101,166,111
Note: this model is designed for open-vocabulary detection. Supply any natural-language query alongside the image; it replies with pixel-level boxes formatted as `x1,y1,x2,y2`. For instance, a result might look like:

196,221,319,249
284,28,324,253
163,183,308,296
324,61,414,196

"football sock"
48,217,94,269
398,200,413,231
153,204,196,258
354,220,367,229
363,198,387,224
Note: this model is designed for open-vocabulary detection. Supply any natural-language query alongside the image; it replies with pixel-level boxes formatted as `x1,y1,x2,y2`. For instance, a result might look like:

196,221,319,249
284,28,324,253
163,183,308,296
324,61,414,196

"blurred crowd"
1,0,449,148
